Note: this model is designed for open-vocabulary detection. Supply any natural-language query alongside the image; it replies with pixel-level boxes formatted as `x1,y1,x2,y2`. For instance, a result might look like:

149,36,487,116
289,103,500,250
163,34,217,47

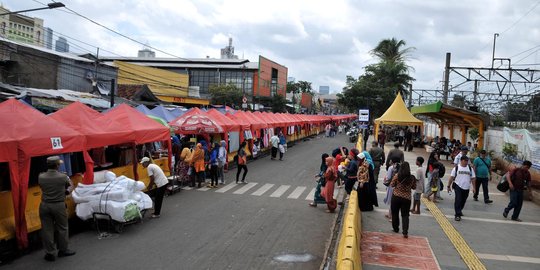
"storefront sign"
503,127,540,170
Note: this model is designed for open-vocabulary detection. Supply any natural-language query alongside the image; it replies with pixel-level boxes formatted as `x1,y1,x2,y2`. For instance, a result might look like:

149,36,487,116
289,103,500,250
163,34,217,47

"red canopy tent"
254,111,279,128
50,102,134,184
169,108,224,135
206,109,242,132
104,104,172,180
0,99,87,249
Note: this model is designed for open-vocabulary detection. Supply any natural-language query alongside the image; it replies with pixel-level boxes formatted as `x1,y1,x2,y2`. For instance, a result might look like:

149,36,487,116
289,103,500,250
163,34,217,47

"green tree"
337,74,394,119
370,38,415,96
259,95,288,113
286,81,299,93
209,84,243,107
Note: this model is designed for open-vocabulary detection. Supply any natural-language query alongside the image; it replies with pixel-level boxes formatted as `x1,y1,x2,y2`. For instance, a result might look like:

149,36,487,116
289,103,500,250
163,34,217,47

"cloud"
4,0,540,99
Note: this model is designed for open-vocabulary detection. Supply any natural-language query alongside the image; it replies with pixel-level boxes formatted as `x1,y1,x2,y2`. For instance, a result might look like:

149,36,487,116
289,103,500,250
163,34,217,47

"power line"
500,0,540,35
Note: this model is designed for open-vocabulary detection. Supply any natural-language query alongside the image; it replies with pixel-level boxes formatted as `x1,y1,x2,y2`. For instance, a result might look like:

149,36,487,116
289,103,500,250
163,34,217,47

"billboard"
359,109,369,122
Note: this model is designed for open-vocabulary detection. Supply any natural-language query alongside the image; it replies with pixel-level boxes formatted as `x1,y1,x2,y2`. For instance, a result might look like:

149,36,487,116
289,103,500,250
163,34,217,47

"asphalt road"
6,133,354,270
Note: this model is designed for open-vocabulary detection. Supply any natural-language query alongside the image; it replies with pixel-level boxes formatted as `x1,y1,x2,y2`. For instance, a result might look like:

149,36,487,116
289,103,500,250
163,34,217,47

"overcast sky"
5,0,540,103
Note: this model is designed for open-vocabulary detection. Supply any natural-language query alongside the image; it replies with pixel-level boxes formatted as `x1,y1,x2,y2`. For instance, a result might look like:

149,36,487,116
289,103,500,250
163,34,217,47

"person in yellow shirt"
191,143,205,188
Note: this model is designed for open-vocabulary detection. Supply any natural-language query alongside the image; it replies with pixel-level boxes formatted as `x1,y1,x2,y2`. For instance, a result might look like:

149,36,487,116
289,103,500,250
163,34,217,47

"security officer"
39,156,76,261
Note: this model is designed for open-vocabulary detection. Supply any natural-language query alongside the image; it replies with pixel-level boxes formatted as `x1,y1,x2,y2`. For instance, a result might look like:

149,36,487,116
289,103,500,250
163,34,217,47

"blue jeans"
505,190,524,220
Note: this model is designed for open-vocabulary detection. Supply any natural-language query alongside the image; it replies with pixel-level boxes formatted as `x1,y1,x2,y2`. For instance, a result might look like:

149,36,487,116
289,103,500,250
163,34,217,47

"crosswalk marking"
182,187,193,190
305,188,316,200
233,182,258,194
251,184,275,196
216,183,237,193
197,187,211,191
288,186,307,199
270,185,291,198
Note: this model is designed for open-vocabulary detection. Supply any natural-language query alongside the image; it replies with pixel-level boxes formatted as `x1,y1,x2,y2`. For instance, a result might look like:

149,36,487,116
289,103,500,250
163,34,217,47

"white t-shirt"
147,164,168,188
415,166,425,193
451,165,476,190
270,135,280,148
453,153,470,165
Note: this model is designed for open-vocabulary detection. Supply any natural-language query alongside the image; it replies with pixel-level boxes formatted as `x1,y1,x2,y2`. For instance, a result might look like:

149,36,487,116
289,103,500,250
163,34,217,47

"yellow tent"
374,92,423,141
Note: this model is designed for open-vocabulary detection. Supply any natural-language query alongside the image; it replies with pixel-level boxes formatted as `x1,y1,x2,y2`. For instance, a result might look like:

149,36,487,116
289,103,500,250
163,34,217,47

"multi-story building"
0,6,45,47
43,27,53,49
55,36,69,52
100,55,288,106
220,37,238,59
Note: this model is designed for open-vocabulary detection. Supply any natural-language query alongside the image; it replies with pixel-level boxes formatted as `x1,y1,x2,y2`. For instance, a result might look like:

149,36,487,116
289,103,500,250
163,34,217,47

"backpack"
453,164,472,176
233,154,238,164
438,164,446,178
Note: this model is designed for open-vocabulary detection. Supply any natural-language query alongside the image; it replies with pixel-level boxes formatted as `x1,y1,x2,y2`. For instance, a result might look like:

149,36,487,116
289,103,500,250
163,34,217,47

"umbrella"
170,114,224,134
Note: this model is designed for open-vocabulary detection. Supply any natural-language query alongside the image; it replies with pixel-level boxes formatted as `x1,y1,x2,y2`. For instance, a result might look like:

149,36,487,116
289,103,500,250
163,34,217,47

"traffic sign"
359,109,369,122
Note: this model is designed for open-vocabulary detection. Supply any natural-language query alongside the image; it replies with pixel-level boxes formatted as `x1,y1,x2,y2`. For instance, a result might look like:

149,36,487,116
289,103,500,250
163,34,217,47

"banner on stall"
503,127,540,170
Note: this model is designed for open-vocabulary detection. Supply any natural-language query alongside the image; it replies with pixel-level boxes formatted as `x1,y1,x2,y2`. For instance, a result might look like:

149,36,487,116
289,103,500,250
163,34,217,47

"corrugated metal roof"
0,37,94,63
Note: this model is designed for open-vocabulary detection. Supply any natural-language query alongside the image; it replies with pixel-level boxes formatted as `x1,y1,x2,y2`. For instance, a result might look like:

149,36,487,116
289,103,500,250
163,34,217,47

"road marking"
374,208,540,227
288,186,307,199
251,184,274,196
182,187,193,190
215,183,237,193
270,185,291,198
197,187,211,191
421,197,487,269
305,188,316,200
233,182,258,194
477,253,540,264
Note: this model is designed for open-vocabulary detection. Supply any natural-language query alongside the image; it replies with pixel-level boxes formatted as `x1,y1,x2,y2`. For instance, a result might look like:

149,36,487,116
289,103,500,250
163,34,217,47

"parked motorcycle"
347,127,359,143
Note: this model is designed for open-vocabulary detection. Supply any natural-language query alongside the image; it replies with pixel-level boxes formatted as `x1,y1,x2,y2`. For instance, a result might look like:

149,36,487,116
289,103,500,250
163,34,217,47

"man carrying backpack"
473,150,493,204
503,160,532,222
447,156,476,221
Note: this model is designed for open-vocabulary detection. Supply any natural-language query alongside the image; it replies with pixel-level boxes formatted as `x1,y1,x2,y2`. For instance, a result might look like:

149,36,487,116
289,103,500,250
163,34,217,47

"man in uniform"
368,141,385,188
39,156,76,262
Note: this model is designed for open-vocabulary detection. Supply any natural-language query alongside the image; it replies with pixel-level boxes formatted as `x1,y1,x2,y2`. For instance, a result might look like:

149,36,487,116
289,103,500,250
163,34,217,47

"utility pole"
491,33,499,70
408,84,413,109
473,80,478,107
110,79,115,108
443,52,451,104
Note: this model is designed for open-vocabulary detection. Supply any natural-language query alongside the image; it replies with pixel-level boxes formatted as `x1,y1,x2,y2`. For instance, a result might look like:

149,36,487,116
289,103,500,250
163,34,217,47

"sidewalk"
361,142,540,270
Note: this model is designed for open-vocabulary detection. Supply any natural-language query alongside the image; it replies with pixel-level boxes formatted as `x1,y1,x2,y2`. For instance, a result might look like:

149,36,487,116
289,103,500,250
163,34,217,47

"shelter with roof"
411,101,487,149
374,92,424,138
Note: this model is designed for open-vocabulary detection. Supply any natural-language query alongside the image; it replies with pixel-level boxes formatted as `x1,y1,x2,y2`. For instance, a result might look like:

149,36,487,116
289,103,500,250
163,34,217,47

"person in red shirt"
503,160,532,222
378,130,387,149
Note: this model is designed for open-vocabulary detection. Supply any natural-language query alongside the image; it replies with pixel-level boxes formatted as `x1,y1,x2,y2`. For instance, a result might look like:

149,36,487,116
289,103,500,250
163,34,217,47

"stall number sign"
51,137,64,150
359,109,369,122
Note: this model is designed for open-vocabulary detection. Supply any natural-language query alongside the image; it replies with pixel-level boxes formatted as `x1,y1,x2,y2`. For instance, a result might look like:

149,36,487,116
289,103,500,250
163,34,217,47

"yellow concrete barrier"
336,190,362,270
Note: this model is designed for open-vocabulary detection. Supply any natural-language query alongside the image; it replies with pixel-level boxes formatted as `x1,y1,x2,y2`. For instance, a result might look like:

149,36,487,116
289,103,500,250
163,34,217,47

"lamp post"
0,2,65,16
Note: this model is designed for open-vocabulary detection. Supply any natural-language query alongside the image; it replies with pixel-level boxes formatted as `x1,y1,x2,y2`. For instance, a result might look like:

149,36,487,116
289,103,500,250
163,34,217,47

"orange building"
254,56,288,98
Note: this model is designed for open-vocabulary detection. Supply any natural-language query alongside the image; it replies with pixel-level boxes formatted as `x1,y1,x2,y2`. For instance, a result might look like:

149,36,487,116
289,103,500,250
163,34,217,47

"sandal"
309,202,317,207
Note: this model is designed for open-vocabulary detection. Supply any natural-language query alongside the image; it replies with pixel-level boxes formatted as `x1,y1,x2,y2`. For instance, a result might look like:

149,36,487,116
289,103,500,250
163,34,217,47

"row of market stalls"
0,98,356,250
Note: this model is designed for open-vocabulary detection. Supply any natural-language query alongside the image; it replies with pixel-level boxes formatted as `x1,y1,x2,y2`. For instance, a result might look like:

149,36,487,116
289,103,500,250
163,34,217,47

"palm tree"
370,38,415,96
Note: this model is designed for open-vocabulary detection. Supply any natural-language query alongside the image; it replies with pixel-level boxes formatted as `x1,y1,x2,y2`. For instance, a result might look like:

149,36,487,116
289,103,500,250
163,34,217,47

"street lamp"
0,2,65,16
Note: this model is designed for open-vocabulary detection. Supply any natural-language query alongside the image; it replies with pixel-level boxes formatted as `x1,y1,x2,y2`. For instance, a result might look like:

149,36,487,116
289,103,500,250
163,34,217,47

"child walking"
411,157,425,214
424,162,442,203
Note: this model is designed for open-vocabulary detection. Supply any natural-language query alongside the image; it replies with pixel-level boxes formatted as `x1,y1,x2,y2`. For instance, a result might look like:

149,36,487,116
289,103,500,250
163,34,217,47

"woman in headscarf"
344,148,360,195
191,143,205,188
208,142,220,188
309,153,329,207
357,152,379,211
236,141,248,184
320,156,338,213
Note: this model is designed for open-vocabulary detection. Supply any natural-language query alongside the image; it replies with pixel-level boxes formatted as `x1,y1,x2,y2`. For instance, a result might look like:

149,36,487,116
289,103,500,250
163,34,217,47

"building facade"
255,56,287,98
55,36,69,52
0,6,45,47
319,85,330,95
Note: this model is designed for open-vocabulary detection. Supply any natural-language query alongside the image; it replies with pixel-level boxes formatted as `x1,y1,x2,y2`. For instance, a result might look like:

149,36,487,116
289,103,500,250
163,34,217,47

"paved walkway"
362,142,540,270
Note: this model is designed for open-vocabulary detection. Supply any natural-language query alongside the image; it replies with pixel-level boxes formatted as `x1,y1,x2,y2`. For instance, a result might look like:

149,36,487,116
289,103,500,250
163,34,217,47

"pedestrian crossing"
180,182,339,201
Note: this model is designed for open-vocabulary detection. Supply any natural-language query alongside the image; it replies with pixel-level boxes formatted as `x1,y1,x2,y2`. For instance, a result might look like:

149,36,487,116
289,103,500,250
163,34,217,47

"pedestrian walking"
453,146,469,165
39,156,76,262
218,140,227,184
398,129,405,146
473,150,493,204
390,161,416,238
447,156,476,221
411,157,425,214
236,141,248,183
141,157,169,218
424,162,442,203
278,131,286,160
386,143,404,170
503,160,532,222
378,130,386,149
321,156,338,213
270,133,280,160
383,159,400,221
368,141,385,188
309,153,330,207
191,143,205,188
208,143,219,188
425,152,443,201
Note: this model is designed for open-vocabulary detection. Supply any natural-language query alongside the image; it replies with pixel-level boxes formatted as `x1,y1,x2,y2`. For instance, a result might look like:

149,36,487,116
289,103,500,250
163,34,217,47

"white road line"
305,188,316,200
375,191,505,197
288,186,307,199
233,182,258,194
215,183,237,193
251,184,274,196
197,187,211,191
182,187,193,190
373,208,540,226
477,253,540,264
270,185,291,198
